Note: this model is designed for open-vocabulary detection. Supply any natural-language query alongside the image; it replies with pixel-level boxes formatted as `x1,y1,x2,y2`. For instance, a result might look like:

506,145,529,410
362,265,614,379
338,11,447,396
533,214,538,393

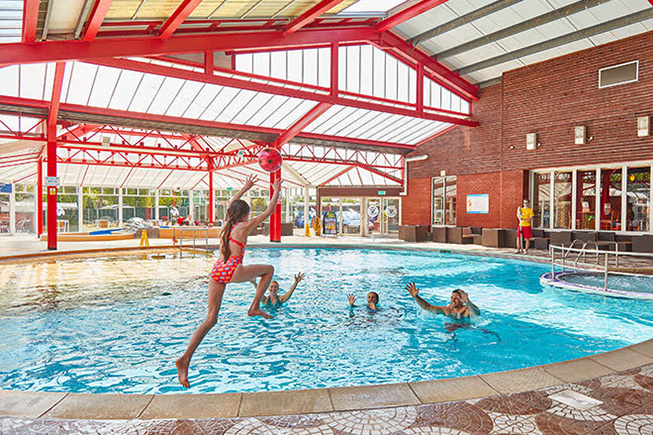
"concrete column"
285,188,291,223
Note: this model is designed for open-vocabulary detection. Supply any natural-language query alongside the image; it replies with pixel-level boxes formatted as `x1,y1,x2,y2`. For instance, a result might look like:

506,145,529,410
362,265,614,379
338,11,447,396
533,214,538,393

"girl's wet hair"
220,200,250,259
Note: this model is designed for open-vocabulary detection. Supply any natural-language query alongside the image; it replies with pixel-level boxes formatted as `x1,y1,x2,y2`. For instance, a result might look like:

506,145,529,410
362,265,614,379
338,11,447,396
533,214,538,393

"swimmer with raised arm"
176,174,282,388
252,272,305,306
405,283,480,318
348,292,379,311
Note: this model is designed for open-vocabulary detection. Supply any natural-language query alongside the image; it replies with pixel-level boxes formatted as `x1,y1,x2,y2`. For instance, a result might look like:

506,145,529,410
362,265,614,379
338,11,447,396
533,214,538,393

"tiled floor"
2,364,653,434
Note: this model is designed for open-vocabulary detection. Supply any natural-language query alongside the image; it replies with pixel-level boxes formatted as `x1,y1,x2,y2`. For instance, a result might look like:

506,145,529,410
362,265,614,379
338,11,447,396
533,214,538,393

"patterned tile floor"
3,364,653,434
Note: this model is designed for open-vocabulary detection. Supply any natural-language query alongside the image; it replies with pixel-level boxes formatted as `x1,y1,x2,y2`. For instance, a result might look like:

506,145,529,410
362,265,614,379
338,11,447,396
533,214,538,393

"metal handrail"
574,240,599,267
549,244,653,291
172,227,211,258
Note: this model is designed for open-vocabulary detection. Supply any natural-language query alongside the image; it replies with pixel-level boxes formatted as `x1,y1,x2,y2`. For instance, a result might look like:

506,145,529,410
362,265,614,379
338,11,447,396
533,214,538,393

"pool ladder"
551,240,618,291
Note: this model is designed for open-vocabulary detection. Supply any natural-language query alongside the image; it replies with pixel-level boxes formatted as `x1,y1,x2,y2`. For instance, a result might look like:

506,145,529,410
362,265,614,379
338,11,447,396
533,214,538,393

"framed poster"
466,194,489,214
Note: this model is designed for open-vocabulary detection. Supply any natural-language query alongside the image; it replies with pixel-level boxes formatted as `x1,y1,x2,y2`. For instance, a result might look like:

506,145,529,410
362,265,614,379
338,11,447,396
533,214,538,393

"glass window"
533,172,551,228
432,176,456,226
554,171,572,229
432,178,444,226
445,176,456,226
626,167,650,232
600,168,622,231
575,170,596,230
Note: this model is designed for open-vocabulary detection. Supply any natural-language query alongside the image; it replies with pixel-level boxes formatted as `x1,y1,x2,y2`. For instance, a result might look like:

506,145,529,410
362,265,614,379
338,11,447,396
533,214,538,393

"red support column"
208,169,214,223
416,63,424,114
37,158,43,236
330,42,338,97
46,62,66,250
46,123,57,250
270,169,282,242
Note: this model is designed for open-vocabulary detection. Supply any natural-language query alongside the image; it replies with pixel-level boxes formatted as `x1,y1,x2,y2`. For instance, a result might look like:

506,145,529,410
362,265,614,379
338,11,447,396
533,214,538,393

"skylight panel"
340,0,407,14
184,84,221,119
148,77,185,115
64,63,97,105
252,52,271,77
109,70,143,111
87,67,121,108
165,81,204,117
0,65,19,97
19,64,46,100
128,74,165,112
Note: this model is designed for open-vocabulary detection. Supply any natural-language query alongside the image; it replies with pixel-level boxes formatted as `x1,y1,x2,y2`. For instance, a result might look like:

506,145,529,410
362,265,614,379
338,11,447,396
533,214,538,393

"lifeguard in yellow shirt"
516,199,534,254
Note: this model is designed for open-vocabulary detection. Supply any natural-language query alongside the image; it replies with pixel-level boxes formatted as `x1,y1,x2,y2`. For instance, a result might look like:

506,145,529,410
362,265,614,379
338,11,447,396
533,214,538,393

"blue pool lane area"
0,247,652,395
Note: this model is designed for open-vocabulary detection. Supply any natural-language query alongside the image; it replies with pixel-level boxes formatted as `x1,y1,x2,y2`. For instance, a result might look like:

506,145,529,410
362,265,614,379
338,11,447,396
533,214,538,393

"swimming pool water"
560,272,653,294
0,248,651,394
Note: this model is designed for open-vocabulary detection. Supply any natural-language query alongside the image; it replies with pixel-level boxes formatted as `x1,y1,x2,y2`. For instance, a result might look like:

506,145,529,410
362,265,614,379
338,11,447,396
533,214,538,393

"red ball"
258,147,283,173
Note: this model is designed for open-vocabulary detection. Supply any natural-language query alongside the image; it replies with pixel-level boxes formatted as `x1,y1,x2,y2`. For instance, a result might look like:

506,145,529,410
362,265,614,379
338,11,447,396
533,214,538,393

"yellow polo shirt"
519,207,534,227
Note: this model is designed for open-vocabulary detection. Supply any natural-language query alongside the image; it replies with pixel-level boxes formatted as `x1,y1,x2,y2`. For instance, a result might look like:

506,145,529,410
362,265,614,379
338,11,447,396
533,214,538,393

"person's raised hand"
243,174,257,191
458,289,470,303
295,272,305,283
405,282,419,297
272,177,282,193
347,294,355,306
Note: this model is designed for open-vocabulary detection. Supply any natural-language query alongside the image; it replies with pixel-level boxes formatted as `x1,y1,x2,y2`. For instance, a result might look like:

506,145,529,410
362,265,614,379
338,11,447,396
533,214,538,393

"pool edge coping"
1,241,651,420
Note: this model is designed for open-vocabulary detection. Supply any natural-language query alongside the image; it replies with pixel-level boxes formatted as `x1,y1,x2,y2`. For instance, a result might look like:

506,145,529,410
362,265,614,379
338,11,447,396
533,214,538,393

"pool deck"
1,233,653,434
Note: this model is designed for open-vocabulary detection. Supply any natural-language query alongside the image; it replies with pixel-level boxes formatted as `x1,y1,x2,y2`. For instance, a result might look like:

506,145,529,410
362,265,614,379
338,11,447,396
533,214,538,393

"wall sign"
466,194,489,214
0,183,12,193
45,176,60,187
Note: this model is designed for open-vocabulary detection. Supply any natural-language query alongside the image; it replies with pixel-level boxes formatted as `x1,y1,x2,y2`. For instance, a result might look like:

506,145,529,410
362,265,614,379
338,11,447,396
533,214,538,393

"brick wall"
402,177,431,225
402,30,653,228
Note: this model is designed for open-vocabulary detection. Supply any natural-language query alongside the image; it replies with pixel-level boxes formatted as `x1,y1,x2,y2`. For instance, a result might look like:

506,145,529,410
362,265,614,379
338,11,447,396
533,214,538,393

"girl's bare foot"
175,358,190,388
248,308,273,319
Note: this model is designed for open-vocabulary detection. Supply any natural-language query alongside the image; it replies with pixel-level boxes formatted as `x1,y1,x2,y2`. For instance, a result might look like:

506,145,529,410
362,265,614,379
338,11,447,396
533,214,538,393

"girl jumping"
176,174,281,388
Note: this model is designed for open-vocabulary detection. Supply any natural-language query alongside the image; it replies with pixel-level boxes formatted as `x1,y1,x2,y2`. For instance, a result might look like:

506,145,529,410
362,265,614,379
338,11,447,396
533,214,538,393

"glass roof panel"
340,0,407,14
87,66,121,108
65,63,97,105
147,77,185,115
165,81,204,117
184,83,222,120
109,70,144,111
19,64,46,100
128,74,165,113
0,65,19,97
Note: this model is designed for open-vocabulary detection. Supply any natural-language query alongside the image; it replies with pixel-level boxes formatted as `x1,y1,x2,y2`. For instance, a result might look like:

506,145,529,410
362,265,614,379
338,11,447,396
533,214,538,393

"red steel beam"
88,57,477,126
82,0,114,41
272,102,332,147
376,0,450,33
158,0,203,39
282,0,347,36
0,95,418,152
1,27,376,66
319,166,354,186
22,0,40,43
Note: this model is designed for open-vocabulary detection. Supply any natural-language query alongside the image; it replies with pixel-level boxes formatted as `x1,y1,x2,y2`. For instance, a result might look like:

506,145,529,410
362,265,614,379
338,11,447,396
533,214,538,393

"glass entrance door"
383,198,400,235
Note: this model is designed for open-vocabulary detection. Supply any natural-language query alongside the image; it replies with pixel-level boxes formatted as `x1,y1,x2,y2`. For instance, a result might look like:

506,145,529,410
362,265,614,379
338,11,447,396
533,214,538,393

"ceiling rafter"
409,0,522,45
458,8,653,76
376,0,450,33
282,0,347,35
435,0,611,60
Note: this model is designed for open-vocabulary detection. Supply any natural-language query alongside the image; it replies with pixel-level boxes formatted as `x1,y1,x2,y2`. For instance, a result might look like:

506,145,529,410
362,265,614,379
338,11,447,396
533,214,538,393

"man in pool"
348,292,379,311
405,283,480,318
251,272,305,306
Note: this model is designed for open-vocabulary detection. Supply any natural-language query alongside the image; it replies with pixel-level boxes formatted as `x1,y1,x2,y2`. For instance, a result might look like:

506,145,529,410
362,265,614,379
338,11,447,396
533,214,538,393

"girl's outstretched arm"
248,177,281,227
228,175,257,207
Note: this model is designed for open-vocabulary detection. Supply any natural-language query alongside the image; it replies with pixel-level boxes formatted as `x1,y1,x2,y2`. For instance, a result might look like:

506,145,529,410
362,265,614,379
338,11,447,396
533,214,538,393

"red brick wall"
403,30,653,229
401,177,431,225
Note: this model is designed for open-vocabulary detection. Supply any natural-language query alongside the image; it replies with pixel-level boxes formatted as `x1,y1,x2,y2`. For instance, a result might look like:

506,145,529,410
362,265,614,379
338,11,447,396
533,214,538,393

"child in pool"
176,174,281,388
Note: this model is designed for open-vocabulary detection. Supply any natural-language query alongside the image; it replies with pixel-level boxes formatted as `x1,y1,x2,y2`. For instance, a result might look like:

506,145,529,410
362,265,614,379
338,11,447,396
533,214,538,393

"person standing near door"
516,199,534,254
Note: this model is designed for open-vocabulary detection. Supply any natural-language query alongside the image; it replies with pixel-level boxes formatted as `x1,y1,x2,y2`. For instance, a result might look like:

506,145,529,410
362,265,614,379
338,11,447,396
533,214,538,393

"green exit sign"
378,190,386,195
